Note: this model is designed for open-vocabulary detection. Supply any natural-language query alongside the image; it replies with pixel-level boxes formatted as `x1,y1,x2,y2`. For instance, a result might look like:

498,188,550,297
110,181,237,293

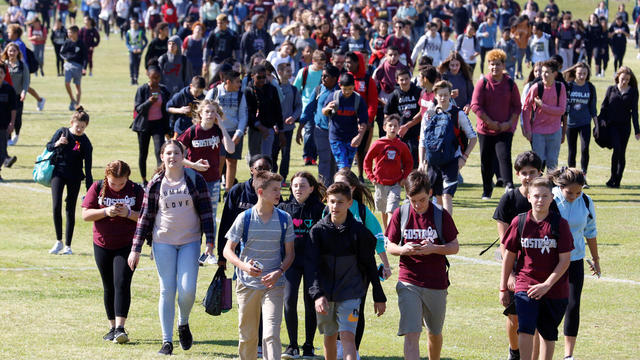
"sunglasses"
256,75,266,80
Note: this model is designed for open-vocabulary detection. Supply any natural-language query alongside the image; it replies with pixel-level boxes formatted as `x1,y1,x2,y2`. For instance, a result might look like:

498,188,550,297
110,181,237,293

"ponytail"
334,168,374,208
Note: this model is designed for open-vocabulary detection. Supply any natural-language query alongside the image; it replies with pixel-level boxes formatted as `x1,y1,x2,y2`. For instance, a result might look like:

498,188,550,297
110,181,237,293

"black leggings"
101,18,110,37
564,259,584,337
611,44,625,71
137,128,165,180
283,262,316,347
51,176,82,246
567,124,591,174
94,243,135,319
478,132,513,196
54,43,64,75
15,101,23,135
593,47,608,71
609,123,631,185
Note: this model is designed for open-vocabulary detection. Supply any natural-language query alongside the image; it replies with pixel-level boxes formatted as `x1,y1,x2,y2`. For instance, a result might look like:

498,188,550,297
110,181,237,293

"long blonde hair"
0,42,23,62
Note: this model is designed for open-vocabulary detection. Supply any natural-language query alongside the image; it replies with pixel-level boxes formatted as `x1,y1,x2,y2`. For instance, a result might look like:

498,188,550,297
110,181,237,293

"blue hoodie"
552,187,597,261
166,86,205,135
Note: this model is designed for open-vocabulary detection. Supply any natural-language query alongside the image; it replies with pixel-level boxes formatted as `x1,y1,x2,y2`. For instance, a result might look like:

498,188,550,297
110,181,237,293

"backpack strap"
357,200,367,225
399,202,411,245
587,82,596,107
301,66,309,90
582,193,593,220
210,86,219,102
555,81,562,106
275,208,288,260
432,204,450,272
240,208,252,254
332,90,340,113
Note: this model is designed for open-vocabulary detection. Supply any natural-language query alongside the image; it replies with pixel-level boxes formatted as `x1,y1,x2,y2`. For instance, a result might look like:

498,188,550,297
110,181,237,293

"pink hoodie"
522,82,567,135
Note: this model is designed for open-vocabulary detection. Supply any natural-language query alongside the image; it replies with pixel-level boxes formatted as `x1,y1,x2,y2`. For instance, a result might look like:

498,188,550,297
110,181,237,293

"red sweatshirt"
351,51,378,124
470,74,522,136
364,137,413,185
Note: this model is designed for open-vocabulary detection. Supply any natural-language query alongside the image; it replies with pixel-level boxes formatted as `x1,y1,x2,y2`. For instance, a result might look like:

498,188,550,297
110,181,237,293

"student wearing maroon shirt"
178,99,235,236
500,176,574,360
81,160,144,344
385,170,459,360
384,19,412,68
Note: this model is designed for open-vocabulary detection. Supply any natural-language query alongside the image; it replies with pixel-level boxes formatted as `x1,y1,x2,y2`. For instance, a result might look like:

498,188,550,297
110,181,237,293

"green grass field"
1,3,640,359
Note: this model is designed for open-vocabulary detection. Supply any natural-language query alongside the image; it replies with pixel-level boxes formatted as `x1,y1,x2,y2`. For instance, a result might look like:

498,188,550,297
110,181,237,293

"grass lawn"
1,3,640,358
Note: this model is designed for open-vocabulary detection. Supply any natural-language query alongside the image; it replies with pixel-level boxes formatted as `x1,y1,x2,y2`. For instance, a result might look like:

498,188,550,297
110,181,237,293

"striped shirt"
226,207,294,289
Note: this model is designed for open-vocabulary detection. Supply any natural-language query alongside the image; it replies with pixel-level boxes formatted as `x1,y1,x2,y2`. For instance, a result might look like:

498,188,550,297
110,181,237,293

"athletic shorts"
316,298,361,336
396,281,447,336
427,159,459,196
221,133,243,160
514,291,568,341
329,140,357,170
374,183,402,213
64,62,82,85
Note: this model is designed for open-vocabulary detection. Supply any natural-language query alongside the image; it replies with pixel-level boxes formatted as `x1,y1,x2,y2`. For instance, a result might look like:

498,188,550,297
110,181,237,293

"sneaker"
103,328,116,341
507,348,520,360
158,341,173,355
304,157,313,166
257,345,263,358
282,344,300,359
583,182,590,189
60,246,73,255
9,134,18,145
69,101,76,111
49,241,63,254
311,159,317,165
89,71,93,76
481,194,492,200
505,184,515,193
336,340,343,360
4,156,17,168
495,179,504,188
37,97,46,111
149,248,154,261
564,357,574,360
301,344,316,359
113,327,129,344
178,324,193,350
281,181,289,188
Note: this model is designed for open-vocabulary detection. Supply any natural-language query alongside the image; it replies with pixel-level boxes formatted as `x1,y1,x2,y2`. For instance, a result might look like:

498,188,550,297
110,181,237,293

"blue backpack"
424,106,460,166
33,148,56,187
240,208,289,260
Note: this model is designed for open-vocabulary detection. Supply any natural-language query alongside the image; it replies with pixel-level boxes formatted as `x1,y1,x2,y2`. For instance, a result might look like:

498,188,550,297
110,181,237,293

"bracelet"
278,267,285,273
499,289,508,292
103,209,107,217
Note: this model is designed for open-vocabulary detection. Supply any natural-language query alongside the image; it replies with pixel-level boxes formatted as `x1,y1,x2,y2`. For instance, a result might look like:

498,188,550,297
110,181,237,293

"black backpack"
25,47,38,74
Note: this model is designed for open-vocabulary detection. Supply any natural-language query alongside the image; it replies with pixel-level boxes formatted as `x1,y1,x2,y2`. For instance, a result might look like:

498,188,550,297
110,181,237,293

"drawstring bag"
33,148,55,187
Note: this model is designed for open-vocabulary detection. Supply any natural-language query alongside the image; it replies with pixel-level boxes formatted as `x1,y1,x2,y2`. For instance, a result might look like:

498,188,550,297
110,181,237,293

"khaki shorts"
374,183,402,214
316,298,361,336
396,281,447,336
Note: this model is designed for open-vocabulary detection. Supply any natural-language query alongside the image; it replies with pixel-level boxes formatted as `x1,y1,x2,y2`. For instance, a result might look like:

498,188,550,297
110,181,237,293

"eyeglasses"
256,75,266,80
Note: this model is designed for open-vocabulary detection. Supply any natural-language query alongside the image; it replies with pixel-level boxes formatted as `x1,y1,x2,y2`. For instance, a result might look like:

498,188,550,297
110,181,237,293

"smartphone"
377,264,385,282
586,259,600,278
198,253,208,266
252,260,264,271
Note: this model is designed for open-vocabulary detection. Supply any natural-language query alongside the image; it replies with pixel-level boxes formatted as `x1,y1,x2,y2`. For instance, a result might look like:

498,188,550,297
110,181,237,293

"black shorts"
427,159,459,196
515,291,568,341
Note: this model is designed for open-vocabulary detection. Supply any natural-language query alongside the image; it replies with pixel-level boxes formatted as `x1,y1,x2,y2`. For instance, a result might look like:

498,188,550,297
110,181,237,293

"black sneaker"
178,324,193,350
113,327,129,344
301,344,316,359
158,341,173,355
282,344,300,359
103,328,116,341
507,347,520,360
4,156,17,168
495,179,504,188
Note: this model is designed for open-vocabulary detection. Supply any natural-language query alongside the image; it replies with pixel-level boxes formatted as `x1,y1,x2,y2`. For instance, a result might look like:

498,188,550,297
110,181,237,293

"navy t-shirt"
566,82,597,128
328,92,368,143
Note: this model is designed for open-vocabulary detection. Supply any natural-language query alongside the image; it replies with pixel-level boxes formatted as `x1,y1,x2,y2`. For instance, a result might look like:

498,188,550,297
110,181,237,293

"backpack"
209,86,244,117
456,34,477,52
398,202,450,280
536,80,563,106
25,47,38,74
240,208,289,260
33,148,55,187
482,75,515,93
423,106,461,166
301,66,310,90
549,193,594,220
332,90,362,116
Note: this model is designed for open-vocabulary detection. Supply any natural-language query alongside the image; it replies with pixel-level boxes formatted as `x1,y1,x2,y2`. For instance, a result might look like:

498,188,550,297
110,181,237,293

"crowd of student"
0,0,635,359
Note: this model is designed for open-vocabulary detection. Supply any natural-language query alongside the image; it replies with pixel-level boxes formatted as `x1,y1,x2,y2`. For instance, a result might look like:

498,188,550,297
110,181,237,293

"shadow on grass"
3,178,37,184
362,357,456,360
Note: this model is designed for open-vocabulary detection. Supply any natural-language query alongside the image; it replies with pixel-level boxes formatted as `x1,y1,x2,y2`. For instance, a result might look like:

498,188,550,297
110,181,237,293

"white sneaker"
336,340,343,360
37,97,46,111
60,246,73,255
49,241,63,254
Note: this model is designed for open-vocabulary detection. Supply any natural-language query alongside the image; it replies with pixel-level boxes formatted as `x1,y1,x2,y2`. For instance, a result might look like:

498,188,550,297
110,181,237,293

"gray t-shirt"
226,207,295,289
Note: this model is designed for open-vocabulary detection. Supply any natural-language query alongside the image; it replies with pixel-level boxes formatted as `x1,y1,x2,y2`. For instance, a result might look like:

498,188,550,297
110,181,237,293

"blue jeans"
248,127,275,158
33,44,44,69
59,10,69,26
329,139,357,170
205,180,220,236
153,241,200,342
506,64,515,79
88,6,101,23
314,127,336,187
302,121,317,160
531,128,562,170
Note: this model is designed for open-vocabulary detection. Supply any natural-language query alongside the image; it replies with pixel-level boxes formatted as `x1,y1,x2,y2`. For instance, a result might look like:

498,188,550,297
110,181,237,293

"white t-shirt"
529,33,551,64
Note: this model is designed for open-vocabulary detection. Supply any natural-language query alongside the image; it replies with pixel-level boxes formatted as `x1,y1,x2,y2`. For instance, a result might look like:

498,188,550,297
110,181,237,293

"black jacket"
131,83,172,134
245,82,283,130
277,195,325,267
60,39,87,67
144,37,168,69
601,85,639,133
46,127,93,189
306,212,386,303
217,178,258,259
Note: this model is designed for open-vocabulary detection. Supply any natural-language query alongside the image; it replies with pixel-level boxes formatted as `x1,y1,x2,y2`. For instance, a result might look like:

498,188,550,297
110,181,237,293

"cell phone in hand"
586,259,600,278
198,253,208,266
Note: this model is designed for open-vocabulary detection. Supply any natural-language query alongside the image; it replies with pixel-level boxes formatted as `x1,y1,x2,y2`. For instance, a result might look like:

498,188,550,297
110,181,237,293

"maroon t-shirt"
81,180,144,250
502,211,574,299
178,124,222,182
385,205,458,290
